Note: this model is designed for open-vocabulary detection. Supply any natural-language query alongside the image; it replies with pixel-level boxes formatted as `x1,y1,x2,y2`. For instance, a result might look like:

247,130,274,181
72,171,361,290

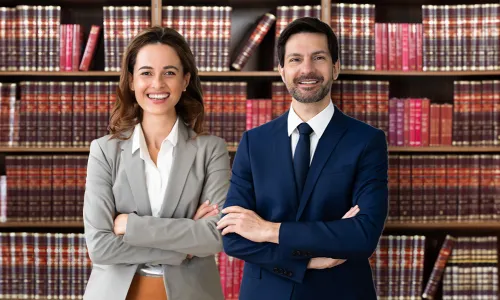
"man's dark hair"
277,17,339,67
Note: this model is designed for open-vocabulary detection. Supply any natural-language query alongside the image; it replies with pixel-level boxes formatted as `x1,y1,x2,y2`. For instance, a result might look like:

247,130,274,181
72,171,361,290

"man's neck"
292,97,331,122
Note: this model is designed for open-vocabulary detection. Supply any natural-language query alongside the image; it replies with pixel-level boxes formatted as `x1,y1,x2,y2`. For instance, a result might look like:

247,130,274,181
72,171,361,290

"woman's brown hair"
109,26,205,139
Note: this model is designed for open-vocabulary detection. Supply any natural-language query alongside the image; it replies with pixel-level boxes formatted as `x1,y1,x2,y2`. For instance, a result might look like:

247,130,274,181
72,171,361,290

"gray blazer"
83,121,229,300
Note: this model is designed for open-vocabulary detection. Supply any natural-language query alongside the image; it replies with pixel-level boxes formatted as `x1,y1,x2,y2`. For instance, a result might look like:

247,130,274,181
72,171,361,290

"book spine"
79,25,101,71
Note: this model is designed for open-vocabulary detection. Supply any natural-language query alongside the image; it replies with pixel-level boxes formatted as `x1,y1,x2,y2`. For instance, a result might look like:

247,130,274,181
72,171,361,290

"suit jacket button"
273,267,279,273
287,271,293,277
292,250,299,256
278,268,284,274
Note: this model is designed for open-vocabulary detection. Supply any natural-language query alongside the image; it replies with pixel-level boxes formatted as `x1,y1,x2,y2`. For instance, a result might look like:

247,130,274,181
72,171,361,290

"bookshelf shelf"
0,146,498,153
0,71,120,76
2,221,500,230
1,70,500,77
385,221,500,230
0,221,83,228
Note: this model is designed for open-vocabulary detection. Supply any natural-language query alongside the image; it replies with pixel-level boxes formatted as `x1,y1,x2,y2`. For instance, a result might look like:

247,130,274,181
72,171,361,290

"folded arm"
221,132,309,284
278,130,389,260
122,138,230,257
84,140,187,266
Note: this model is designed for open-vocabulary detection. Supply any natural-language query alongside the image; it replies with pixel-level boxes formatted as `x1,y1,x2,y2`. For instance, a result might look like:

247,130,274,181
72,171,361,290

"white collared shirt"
131,118,179,217
287,100,335,164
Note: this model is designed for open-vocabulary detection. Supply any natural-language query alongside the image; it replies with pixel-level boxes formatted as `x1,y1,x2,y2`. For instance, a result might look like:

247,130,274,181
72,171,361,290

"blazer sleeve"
278,129,389,260
84,139,187,266
122,138,230,257
222,132,309,284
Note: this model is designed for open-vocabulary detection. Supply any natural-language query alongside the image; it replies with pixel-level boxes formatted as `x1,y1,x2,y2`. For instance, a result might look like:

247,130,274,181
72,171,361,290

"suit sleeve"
278,129,389,260
84,139,187,266
122,138,230,257
222,132,309,284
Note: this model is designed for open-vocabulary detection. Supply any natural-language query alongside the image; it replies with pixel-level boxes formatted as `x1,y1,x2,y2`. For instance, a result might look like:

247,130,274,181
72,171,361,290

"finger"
221,225,237,236
201,209,219,219
216,215,240,230
221,206,247,214
217,213,241,225
341,207,357,219
194,204,216,220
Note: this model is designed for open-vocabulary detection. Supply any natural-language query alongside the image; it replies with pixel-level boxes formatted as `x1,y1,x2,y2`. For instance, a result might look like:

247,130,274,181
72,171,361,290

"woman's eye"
140,71,152,76
165,71,176,76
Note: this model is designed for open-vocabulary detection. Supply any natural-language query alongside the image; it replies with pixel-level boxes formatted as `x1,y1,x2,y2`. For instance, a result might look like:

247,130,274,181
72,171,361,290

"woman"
83,26,229,300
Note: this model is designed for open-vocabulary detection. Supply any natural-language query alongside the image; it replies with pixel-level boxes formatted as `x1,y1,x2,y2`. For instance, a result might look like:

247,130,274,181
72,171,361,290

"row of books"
103,6,151,72
162,6,232,72
0,6,60,71
60,24,101,72
442,236,498,299
1,155,88,222
388,154,500,222
375,23,423,71
369,235,426,299
0,81,119,147
423,235,499,299
216,252,243,300
422,4,500,71
388,99,452,147
201,82,247,147
0,232,91,299
453,80,500,146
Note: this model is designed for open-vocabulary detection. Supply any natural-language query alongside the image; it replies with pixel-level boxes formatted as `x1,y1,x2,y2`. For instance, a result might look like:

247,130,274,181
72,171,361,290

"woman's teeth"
148,93,169,100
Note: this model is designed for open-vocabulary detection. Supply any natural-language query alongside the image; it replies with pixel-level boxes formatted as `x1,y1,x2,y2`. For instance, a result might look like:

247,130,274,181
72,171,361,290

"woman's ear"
183,72,191,91
128,72,134,91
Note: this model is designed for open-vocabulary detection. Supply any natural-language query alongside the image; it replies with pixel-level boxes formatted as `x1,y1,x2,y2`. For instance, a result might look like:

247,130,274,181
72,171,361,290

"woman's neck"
141,112,178,150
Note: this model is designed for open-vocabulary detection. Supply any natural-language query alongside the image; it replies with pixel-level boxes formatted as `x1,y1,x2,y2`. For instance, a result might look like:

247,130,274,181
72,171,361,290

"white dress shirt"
287,100,335,164
131,118,179,276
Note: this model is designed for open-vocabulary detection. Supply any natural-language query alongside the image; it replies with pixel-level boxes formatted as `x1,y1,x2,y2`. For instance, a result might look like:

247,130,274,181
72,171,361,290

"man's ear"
278,64,285,83
128,73,134,91
333,60,340,80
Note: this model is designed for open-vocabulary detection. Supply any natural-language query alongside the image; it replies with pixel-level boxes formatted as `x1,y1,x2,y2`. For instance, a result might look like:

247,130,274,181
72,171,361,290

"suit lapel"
160,121,197,218
296,107,348,220
272,112,299,208
121,138,152,216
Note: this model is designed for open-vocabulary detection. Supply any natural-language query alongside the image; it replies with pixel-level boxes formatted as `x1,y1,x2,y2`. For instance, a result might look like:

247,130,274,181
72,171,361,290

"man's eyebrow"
286,53,303,58
311,50,328,55
137,65,180,71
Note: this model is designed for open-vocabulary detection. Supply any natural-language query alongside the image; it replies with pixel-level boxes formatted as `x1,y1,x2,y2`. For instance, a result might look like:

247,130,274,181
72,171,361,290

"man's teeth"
148,93,169,99
299,80,319,84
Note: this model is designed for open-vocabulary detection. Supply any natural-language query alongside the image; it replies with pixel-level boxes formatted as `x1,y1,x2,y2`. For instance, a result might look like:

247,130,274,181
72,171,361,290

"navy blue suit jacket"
222,107,388,300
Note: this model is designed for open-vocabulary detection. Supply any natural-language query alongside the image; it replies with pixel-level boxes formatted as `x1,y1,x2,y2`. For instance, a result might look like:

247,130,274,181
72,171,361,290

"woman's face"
129,43,190,119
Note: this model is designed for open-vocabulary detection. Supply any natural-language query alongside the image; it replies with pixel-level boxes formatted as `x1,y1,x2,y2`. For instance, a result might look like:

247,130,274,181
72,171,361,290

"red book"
421,98,430,146
65,25,73,71
414,98,422,146
429,104,441,146
401,23,409,71
440,104,453,145
59,25,67,71
72,25,82,71
388,23,397,70
79,25,101,71
416,24,423,70
422,235,456,299
381,23,388,70
375,23,383,70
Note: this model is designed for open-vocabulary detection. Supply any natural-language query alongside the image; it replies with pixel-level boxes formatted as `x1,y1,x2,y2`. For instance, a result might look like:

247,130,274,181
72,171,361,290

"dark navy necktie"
294,123,313,197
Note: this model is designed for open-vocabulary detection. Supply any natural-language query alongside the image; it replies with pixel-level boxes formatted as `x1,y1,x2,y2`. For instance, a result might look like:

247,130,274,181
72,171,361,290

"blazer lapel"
121,138,152,216
272,112,299,208
296,107,348,220
160,121,197,218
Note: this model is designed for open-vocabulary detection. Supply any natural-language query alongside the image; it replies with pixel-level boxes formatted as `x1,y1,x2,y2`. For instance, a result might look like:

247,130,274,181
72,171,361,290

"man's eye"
289,58,300,63
315,56,326,60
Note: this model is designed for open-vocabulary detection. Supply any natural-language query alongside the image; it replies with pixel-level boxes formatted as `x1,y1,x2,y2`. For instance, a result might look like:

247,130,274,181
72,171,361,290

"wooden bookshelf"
0,146,498,153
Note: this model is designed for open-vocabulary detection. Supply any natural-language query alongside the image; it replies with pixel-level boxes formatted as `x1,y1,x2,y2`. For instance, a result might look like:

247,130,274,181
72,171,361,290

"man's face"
279,32,337,104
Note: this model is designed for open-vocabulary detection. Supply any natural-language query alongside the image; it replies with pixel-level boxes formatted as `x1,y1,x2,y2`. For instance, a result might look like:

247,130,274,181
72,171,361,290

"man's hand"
307,205,360,269
216,206,280,243
113,214,129,235
193,200,219,221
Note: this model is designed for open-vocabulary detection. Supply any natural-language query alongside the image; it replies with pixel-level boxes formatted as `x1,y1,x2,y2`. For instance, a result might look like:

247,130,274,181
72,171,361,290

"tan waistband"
126,274,167,300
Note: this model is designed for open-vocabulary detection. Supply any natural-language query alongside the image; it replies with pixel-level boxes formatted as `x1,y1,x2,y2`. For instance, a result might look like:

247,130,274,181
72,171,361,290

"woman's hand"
113,214,129,235
186,201,220,260
193,200,219,221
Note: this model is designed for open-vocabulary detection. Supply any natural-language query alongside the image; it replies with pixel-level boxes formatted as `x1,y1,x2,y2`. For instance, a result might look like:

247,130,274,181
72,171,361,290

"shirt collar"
132,117,180,157
287,100,335,139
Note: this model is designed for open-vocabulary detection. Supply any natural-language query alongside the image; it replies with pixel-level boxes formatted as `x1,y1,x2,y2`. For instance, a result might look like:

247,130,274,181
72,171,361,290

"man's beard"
287,73,332,104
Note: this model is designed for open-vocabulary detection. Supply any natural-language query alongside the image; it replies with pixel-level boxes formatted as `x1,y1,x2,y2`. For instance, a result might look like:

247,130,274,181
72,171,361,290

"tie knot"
297,123,313,135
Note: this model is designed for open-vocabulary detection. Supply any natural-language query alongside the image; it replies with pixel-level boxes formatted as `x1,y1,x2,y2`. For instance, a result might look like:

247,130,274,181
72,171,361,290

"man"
217,17,388,299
